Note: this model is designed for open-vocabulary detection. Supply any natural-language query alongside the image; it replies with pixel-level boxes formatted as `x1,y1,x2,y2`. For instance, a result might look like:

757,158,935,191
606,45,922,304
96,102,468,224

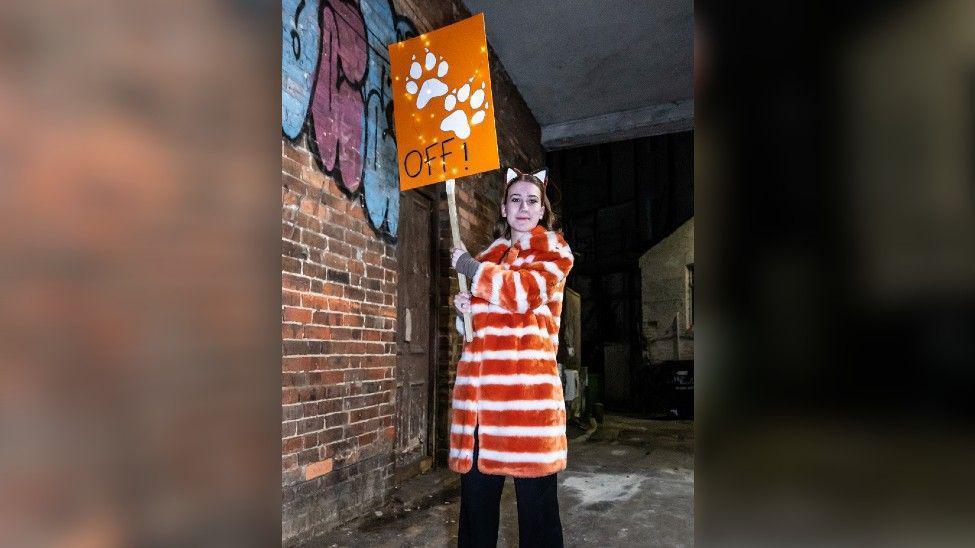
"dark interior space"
549,130,694,415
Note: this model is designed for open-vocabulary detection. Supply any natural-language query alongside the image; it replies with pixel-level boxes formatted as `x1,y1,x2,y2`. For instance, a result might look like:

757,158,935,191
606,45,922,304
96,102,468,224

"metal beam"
541,100,693,150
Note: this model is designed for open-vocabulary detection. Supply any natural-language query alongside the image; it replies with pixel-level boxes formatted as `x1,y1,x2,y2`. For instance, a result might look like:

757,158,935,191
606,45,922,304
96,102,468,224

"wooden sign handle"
445,179,474,342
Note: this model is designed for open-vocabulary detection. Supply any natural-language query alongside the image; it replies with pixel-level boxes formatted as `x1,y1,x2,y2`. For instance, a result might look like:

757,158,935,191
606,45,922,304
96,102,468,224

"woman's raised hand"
453,292,471,314
450,245,468,269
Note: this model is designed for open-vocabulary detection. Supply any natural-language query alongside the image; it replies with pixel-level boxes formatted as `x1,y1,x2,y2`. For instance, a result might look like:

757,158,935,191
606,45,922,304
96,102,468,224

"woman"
448,166,575,547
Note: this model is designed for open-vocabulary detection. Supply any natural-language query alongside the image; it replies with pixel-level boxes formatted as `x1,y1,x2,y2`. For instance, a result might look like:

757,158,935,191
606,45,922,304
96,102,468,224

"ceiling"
462,0,693,150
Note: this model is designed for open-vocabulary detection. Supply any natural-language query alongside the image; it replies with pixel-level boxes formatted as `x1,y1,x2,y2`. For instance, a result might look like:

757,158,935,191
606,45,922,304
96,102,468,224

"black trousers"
457,426,564,547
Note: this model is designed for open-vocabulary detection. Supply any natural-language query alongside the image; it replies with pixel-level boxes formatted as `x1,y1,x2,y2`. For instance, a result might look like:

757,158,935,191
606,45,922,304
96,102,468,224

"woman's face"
501,181,544,234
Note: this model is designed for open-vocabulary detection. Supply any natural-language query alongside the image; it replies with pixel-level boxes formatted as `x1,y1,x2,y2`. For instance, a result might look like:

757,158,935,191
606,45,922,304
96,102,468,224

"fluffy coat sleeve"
469,235,574,313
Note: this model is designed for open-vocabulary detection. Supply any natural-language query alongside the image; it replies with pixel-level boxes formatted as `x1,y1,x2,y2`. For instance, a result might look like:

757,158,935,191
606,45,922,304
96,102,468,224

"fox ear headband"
505,167,548,187
503,166,561,207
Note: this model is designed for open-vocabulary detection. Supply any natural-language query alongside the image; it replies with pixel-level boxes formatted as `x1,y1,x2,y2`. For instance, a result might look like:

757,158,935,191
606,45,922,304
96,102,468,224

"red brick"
313,311,343,325
301,433,320,449
282,306,312,323
323,370,344,384
282,142,308,163
282,221,300,240
297,449,319,466
347,203,365,220
330,240,353,258
363,368,388,381
282,188,301,207
282,157,303,179
283,404,303,421
321,252,348,271
282,357,312,372
300,197,319,216
304,458,333,480
350,406,380,423
302,164,327,187
295,212,322,232
302,326,330,339
282,436,301,455
363,251,380,266
326,412,349,426
345,231,366,248
282,273,310,292
321,222,344,241
341,315,364,327
321,426,343,444
282,239,307,260
282,373,308,387
320,356,355,370
282,289,301,306
320,191,344,211
302,261,327,280
357,432,377,446
298,417,325,434
301,229,327,250
345,287,365,302
301,293,328,310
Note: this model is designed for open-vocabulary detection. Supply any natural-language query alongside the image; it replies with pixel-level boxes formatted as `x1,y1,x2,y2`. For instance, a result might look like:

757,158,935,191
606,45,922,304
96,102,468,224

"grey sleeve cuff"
455,251,481,279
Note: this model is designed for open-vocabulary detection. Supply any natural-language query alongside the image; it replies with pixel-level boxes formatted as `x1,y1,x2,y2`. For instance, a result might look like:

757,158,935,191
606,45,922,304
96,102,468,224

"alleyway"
308,415,694,547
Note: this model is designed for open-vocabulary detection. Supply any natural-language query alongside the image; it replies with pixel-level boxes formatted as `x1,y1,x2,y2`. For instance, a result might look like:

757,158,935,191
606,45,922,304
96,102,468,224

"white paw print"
440,79,489,140
406,49,449,109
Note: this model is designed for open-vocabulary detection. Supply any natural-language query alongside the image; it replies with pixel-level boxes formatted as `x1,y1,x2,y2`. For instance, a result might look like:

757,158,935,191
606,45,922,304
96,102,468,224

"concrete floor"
310,415,694,547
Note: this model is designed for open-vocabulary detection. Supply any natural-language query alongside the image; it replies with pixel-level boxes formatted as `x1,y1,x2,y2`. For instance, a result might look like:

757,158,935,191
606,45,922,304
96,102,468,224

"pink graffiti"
311,0,367,192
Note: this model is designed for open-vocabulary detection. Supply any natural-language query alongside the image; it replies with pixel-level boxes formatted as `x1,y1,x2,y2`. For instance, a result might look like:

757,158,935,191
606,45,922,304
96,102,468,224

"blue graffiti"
359,0,416,237
281,0,418,242
282,0,321,139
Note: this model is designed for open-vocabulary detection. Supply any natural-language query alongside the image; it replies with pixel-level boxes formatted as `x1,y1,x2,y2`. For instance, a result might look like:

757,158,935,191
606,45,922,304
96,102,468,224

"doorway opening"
548,131,694,417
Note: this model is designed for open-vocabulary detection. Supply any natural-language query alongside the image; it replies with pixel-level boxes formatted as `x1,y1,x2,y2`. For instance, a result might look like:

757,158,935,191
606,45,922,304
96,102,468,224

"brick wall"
281,142,399,543
281,0,543,544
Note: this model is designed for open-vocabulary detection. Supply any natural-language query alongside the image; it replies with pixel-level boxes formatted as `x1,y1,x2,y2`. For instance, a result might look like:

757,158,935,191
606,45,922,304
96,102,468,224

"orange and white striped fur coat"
449,224,575,477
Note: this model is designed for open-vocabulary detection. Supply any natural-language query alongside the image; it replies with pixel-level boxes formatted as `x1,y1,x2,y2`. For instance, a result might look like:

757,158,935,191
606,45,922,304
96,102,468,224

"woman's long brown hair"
492,168,559,240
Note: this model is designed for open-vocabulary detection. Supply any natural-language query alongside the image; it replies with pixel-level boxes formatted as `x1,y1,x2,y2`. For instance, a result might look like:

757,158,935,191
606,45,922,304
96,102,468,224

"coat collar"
514,225,548,251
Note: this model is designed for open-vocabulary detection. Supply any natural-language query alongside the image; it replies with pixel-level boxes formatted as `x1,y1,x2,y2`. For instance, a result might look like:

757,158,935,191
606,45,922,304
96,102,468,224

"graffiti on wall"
282,0,417,241
282,0,320,139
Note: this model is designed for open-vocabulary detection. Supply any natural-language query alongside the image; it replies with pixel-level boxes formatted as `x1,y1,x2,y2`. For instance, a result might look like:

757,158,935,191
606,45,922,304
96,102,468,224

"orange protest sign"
389,14,500,191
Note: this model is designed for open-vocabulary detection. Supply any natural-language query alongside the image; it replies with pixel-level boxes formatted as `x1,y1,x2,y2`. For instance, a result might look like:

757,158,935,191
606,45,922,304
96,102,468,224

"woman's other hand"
450,245,468,269
453,292,471,314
